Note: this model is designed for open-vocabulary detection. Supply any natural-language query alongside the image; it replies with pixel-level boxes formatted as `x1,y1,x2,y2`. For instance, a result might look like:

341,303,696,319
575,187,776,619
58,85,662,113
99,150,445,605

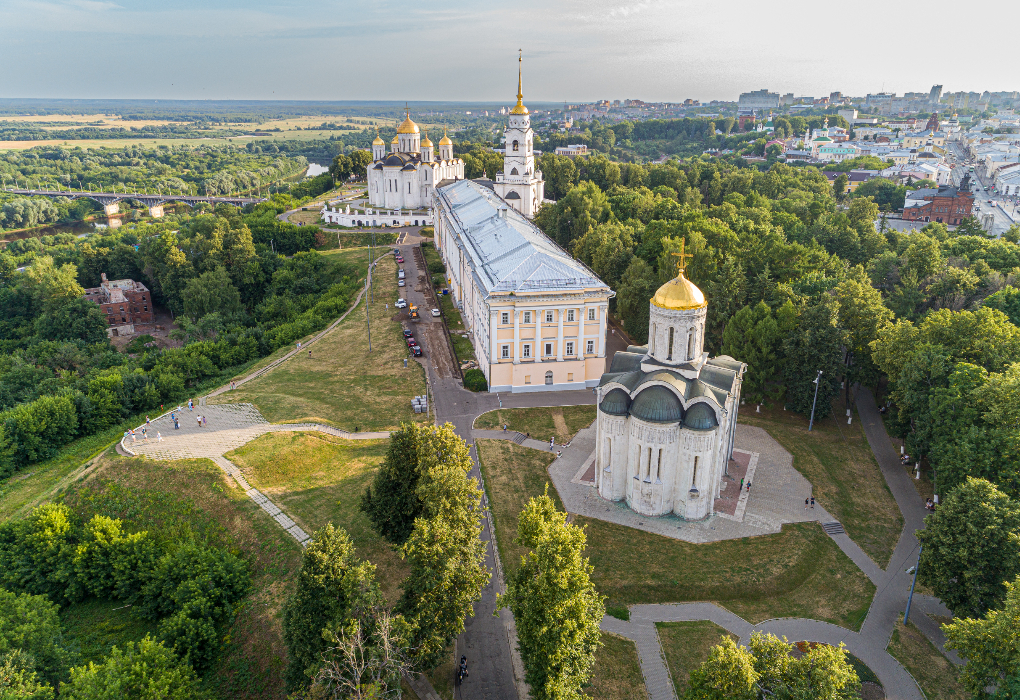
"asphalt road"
948,141,1018,235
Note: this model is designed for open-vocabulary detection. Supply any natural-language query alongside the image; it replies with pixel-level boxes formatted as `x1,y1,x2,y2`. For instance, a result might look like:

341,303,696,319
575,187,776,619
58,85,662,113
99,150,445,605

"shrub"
61,637,205,700
0,588,69,686
463,368,487,392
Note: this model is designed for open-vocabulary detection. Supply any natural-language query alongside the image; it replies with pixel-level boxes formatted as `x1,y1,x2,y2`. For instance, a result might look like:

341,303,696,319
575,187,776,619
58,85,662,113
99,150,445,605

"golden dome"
372,127,384,146
510,51,529,115
391,135,399,144
651,273,706,310
421,131,433,148
396,108,420,134
439,128,453,146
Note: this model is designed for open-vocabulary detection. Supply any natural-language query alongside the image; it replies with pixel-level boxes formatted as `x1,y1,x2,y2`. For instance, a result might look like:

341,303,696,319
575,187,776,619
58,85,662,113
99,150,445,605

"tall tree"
360,423,430,546
181,266,241,321
686,632,859,700
615,257,660,342
498,490,604,700
282,524,380,690
396,423,488,671
943,575,1020,699
918,478,1020,618
782,301,844,419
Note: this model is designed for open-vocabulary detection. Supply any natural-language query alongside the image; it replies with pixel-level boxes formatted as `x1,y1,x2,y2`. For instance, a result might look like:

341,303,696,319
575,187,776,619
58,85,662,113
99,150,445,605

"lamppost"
808,370,823,431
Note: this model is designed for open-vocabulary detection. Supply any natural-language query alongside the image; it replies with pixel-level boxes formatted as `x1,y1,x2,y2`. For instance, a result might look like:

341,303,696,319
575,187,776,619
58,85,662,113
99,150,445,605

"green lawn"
476,439,875,631
210,254,429,431
61,599,159,668
656,621,736,697
60,450,302,700
887,622,967,700
588,632,647,700
474,405,597,443
224,431,408,602
740,400,902,568
439,292,474,363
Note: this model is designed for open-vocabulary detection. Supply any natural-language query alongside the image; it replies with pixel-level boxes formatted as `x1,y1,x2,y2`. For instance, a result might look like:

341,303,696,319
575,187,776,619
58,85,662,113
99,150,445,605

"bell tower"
493,51,545,219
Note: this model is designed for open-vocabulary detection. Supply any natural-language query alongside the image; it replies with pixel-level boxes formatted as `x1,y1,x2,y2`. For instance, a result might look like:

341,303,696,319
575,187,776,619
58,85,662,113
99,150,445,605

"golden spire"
510,50,529,115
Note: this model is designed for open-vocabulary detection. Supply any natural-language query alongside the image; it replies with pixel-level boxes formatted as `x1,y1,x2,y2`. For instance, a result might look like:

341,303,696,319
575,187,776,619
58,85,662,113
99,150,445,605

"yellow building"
433,179,613,392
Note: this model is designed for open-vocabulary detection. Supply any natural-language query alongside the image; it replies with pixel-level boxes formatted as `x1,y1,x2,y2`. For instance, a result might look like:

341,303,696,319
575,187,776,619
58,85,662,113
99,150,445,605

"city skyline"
1,0,1016,102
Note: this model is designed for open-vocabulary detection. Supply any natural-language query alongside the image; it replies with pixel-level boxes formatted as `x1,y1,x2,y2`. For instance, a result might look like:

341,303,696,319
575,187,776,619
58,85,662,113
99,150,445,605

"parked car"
396,298,407,308
431,308,440,317
396,256,404,263
410,346,423,357
398,280,405,287
406,337,417,347
403,329,414,338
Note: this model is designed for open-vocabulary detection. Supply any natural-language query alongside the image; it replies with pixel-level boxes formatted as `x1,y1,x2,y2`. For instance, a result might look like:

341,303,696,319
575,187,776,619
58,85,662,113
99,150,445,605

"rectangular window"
566,341,574,356
567,373,573,381
567,309,575,322
586,340,595,354
523,344,531,358
501,345,510,359
545,310,554,323
545,342,553,356
524,311,532,324
525,375,531,384
501,312,509,325
588,308,596,321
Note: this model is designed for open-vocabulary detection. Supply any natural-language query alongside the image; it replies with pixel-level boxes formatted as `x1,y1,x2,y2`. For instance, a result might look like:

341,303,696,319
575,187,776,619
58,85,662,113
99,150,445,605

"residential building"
554,144,589,157
823,170,879,192
738,89,780,112
433,179,613,393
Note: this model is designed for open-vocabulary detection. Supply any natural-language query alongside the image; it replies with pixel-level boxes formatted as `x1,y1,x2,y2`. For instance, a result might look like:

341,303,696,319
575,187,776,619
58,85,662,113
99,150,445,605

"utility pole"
904,544,922,624
366,245,372,353
808,370,823,431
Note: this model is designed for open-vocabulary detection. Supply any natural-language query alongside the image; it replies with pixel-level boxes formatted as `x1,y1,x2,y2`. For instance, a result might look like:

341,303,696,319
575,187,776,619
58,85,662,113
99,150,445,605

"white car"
398,280,405,287
431,308,440,317
395,298,407,308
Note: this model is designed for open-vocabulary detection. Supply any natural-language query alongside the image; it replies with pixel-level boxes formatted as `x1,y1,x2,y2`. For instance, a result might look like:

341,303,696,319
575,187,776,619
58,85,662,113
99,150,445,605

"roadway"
947,141,1018,236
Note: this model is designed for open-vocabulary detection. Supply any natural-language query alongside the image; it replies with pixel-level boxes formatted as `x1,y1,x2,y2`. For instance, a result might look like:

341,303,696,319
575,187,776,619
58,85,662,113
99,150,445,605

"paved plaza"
545,422,834,544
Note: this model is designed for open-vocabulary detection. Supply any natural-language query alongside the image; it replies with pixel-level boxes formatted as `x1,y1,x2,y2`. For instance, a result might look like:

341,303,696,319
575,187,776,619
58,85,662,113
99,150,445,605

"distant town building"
555,144,589,157
84,274,153,334
738,89,780,112
902,176,975,225
929,85,943,104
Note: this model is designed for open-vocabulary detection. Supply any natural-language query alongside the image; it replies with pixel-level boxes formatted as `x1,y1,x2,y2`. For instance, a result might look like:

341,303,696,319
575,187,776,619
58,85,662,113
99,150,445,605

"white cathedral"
595,246,746,520
366,119,464,211
366,53,544,219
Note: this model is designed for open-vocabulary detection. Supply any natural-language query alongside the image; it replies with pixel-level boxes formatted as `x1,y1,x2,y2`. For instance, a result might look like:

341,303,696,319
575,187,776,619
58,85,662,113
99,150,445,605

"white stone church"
595,251,746,520
366,117,465,210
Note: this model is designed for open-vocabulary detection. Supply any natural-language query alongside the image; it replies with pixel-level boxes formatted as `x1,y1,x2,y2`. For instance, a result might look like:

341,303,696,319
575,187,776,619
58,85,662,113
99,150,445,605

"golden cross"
672,238,693,276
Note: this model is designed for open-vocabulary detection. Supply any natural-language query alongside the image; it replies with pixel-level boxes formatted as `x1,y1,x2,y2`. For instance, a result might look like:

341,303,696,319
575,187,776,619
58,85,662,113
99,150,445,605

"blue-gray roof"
434,179,610,296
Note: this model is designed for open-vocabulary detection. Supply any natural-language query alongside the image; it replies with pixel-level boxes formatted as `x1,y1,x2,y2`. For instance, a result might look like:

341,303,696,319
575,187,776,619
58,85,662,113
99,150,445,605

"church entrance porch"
550,422,830,545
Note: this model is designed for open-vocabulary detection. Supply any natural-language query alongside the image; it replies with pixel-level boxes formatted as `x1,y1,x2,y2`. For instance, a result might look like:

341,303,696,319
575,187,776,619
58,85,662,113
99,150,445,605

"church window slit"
655,449,662,482
692,456,699,488
667,327,674,360
511,167,518,175
687,331,694,360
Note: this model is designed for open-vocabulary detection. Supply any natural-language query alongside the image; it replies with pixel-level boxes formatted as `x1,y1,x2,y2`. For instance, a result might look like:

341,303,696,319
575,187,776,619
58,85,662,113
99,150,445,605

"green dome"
630,385,683,424
684,402,718,431
599,388,631,416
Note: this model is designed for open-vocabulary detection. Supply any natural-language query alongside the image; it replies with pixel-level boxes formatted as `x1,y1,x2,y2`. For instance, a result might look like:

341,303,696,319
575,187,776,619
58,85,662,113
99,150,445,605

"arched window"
511,167,518,175
687,330,694,360
667,327,674,360
545,371,553,385
513,140,519,152
650,324,656,354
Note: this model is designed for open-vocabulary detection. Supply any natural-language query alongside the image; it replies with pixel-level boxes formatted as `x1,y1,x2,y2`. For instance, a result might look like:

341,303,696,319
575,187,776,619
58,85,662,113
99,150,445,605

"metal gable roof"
436,179,609,296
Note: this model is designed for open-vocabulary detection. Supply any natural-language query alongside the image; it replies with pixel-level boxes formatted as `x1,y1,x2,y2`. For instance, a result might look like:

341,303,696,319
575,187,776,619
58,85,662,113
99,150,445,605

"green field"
588,633,647,700
61,450,302,700
656,621,737,697
474,405,596,443
211,254,428,431
887,622,967,700
225,431,408,602
476,438,875,630
740,400,902,568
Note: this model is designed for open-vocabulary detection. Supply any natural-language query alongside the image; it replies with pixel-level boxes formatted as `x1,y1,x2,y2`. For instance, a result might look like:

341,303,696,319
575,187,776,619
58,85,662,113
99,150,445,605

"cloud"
607,1,652,18
65,0,122,11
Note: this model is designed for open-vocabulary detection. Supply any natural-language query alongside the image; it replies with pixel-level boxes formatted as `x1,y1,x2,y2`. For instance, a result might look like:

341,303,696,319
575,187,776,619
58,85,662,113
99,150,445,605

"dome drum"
599,388,631,416
629,385,684,424
683,402,719,431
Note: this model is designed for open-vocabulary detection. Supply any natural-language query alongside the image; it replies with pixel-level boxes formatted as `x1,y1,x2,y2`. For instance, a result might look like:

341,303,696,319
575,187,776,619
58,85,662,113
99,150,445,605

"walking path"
117,254,392,547
576,389,953,700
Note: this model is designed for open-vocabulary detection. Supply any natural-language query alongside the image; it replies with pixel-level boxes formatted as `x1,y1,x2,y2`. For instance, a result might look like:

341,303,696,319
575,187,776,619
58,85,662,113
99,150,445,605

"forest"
532,155,1020,498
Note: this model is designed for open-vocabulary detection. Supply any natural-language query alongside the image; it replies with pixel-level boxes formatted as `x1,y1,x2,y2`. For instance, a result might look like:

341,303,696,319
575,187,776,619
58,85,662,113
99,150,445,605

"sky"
1,0,1018,103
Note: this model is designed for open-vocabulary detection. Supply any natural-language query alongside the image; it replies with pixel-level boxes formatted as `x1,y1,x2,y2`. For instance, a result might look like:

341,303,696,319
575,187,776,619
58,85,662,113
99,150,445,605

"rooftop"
435,179,610,297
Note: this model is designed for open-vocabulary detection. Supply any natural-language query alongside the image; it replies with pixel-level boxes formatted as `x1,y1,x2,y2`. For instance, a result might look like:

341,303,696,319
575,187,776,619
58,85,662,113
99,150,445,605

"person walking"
805,497,810,510
308,349,312,358
550,436,555,451
740,477,744,491
197,415,202,428
746,481,752,492
145,415,150,425
202,415,207,427
188,399,193,412
503,423,507,433
810,496,815,508
141,426,147,441
157,432,163,442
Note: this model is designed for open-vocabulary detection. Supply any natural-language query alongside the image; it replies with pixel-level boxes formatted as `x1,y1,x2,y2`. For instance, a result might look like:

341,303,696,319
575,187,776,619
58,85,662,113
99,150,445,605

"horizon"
1,0,1016,103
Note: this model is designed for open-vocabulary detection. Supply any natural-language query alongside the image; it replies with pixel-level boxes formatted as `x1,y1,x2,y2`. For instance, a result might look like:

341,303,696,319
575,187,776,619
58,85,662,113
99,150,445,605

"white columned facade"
556,307,565,361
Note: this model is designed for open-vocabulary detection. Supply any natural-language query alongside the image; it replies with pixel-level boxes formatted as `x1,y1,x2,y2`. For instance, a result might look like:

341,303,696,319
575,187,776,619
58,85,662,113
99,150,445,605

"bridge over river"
3,188,266,218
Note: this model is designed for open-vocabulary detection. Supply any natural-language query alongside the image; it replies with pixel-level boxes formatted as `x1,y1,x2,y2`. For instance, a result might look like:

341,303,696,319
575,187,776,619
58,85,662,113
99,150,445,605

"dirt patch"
420,322,456,378
551,408,568,436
